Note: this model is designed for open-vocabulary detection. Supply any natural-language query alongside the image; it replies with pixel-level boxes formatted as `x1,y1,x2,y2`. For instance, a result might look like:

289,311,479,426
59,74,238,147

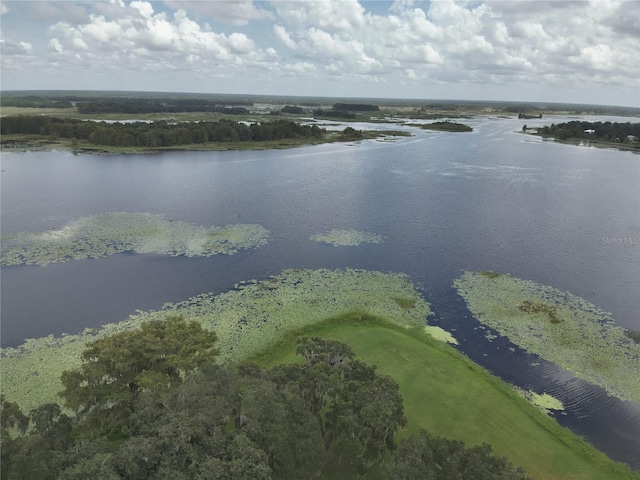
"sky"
1,0,638,106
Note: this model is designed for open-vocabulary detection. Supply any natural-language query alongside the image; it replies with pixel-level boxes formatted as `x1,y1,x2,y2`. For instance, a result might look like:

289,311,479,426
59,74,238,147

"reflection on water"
1,115,639,469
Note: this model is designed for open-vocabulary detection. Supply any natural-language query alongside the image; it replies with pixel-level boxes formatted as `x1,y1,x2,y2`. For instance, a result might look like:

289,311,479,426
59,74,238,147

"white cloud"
163,0,274,25
274,24,296,49
130,1,154,19
0,39,33,55
78,14,124,43
44,2,274,77
0,0,638,105
264,0,639,101
48,37,63,53
272,0,366,33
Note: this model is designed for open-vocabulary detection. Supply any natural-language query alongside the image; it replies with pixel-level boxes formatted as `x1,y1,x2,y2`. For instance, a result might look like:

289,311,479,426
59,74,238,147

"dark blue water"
2,116,639,469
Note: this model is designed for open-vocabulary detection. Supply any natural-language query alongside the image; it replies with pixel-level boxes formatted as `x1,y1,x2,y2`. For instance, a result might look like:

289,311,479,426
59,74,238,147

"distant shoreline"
523,131,640,155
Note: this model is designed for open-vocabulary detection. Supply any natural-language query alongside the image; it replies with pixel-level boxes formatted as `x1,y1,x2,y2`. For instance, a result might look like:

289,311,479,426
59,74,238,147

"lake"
1,115,639,469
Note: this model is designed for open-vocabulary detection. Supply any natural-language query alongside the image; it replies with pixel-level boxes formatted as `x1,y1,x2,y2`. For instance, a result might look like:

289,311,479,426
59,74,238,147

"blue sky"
1,1,638,106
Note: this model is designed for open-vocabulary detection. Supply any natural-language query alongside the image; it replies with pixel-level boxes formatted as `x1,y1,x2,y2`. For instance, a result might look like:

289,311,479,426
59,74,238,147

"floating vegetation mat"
311,228,385,246
424,326,459,345
453,271,640,404
0,212,270,266
514,387,564,415
1,268,432,411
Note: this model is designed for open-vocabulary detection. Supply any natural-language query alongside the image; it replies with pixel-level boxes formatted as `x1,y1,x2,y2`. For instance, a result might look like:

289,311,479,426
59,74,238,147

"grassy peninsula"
254,313,637,480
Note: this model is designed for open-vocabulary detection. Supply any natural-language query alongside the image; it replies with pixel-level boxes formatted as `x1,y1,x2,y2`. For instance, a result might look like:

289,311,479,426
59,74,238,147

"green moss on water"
514,387,565,415
310,228,385,247
424,325,459,345
0,213,269,266
453,270,640,403
1,268,432,412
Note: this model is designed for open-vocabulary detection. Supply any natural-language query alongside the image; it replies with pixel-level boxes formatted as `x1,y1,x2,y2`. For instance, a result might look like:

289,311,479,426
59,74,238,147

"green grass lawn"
251,313,638,480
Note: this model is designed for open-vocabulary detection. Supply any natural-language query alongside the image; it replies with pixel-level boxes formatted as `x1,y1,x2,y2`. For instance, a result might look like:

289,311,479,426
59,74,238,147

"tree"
60,316,218,433
29,403,73,451
272,337,406,477
1,395,29,434
227,366,326,479
325,363,407,475
1,396,30,479
388,429,531,480
296,336,355,369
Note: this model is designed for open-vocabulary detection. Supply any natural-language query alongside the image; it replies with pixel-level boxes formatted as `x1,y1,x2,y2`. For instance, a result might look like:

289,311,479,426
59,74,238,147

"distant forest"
536,121,640,142
0,96,253,113
76,99,252,115
333,103,379,112
0,116,324,147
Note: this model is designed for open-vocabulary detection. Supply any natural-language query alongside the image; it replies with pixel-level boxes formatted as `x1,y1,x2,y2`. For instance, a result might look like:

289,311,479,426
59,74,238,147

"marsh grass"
392,296,416,309
519,300,561,323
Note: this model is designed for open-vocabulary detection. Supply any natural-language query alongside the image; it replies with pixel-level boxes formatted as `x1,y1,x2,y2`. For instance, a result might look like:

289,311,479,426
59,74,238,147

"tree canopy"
537,121,640,142
60,316,219,431
2,321,530,479
388,429,530,480
0,116,325,148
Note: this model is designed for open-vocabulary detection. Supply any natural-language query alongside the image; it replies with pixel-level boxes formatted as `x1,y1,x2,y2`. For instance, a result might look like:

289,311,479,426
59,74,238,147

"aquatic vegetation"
310,228,385,247
453,271,640,403
393,296,416,309
1,268,431,411
424,326,459,345
479,270,502,279
515,387,564,415
519,300,561,323
0,212,269,266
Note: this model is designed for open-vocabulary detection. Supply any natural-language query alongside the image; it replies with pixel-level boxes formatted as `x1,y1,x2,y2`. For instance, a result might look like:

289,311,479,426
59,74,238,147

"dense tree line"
0,116,325,147
538,121,640,142
314,109,357,119
281,105,304,114
2,317,529,479
333,103,379,112
0,96,73,108
1,95,254,112
76,98,251,114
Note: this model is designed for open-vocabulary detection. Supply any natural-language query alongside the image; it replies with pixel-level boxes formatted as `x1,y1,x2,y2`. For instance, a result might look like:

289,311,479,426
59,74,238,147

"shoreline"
0,129,410,155
522,130,640,154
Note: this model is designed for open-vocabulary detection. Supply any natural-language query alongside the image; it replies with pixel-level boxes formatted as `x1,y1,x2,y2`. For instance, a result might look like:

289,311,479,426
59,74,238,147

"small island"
421,121,473,132
528,120,640,153
0,115,408,154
